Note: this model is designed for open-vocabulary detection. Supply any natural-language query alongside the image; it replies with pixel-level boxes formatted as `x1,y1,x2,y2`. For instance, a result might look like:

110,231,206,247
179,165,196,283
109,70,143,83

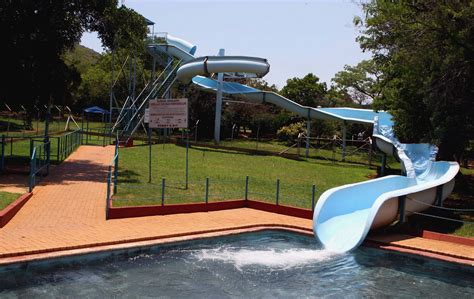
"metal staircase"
116,59,182,145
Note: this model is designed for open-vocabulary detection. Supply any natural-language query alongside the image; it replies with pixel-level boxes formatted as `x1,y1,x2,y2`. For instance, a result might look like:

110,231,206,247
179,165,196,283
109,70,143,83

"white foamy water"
192,247,336,270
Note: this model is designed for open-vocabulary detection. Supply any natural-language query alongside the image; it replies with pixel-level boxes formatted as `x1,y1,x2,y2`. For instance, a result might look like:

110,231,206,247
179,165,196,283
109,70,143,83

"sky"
81,0,371,89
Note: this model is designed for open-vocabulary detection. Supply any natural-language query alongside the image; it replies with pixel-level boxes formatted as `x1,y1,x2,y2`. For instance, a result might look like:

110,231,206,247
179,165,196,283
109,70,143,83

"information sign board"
148,98,188,128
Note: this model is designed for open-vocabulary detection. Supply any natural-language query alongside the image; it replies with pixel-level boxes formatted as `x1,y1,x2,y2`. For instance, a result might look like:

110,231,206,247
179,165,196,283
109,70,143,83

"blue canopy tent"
83,106,110,115
82,106,110,145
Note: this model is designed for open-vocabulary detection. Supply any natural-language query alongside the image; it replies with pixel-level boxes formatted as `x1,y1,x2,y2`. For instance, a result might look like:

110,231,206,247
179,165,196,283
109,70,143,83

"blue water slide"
155,34,459,253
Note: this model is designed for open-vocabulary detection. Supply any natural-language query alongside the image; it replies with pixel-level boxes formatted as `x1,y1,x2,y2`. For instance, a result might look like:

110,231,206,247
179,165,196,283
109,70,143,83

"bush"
277,121,306,142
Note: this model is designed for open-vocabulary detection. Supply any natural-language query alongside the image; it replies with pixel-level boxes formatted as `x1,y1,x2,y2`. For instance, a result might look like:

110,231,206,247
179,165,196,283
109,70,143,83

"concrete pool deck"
0,145,472,266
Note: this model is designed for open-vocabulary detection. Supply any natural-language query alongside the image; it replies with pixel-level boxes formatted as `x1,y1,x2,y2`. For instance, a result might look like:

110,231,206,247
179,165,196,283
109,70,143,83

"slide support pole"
381,153,387,176
435,184,443,206
398,195,406,224
341,121,347,162
306,110,311,158
214,49,225,144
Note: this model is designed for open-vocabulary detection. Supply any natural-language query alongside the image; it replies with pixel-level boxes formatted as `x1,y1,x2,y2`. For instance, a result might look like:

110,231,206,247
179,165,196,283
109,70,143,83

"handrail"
119,59,177,134
122,59,182,135
29,140,51,192
106,135,120,219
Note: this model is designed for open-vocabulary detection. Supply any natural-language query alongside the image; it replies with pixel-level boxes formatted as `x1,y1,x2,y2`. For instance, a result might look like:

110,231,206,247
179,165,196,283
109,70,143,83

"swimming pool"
1,231,473,297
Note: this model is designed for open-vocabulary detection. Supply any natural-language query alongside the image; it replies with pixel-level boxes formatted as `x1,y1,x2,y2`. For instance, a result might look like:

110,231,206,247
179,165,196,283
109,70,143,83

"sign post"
144,108,152,183
148,99,189,186
186,129,189,190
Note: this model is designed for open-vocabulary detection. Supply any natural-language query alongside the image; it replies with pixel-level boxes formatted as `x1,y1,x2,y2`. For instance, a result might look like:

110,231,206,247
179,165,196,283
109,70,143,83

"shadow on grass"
0,120,26,132
117,169,141,184
184,144,255,157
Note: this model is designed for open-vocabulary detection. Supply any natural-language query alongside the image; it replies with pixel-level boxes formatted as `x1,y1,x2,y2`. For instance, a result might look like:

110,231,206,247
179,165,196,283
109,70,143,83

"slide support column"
398,195,406,224
341,121,347,162
214,49,225,144
381,153,387,176
306,110,311,158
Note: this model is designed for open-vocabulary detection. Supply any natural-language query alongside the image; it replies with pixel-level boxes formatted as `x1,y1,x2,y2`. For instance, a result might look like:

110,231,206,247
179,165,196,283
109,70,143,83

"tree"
0,1,147,116
357,1,474,161
332,59,381,105
281,73,327,107
247,78,279,93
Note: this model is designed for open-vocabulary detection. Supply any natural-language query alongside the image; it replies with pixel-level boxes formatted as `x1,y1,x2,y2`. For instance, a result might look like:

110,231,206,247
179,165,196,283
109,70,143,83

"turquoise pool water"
1,231,473,298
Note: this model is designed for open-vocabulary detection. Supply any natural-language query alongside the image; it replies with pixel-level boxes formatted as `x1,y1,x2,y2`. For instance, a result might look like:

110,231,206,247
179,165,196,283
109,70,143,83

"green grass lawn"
0,191,21,211
114,143,473,237
113,143,375,209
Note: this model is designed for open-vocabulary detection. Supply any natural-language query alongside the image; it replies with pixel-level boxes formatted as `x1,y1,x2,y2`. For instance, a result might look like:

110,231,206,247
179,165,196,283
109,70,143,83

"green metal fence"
0,130,83,172
49,130,82,163
82,128,113,147
0,130,84,191
29,141,51,192
111,176,319,211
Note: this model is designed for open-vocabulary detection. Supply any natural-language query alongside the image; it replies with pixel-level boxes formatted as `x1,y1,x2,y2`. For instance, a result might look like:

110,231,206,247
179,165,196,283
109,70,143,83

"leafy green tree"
357,1,474,160
1,1,147,116
281,73,327,107
332,60,381,105
247,78,279,93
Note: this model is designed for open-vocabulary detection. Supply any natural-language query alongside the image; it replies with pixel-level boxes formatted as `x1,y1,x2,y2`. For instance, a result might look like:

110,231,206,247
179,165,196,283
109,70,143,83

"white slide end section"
313,161,459,253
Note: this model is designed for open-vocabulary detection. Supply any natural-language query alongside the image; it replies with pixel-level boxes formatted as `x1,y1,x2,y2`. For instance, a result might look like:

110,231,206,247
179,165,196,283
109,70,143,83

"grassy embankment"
0,191,21,211
113,143,375,209
114,142,473,237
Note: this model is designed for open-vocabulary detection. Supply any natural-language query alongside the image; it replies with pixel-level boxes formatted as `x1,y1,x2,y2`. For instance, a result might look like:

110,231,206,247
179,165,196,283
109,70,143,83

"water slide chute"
151,34,459,253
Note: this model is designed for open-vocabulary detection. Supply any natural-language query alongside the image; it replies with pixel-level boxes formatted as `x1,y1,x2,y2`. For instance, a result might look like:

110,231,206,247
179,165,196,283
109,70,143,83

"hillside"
63,44,101,73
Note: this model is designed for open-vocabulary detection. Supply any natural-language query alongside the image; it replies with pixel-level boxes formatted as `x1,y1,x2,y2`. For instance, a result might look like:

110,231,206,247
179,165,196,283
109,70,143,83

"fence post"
205,177,209,204
57,137,60,163
29,138,33,158
297,134,301,158
114,155,118,194
276,179,280,205
106,166,111,219
65,134,69,157
312,184,316,211
161,178,165,206
368,138,373,167
245,176,249,200
29,151,36,192
1,135,4,172
45,140,50,175
255,126,260,150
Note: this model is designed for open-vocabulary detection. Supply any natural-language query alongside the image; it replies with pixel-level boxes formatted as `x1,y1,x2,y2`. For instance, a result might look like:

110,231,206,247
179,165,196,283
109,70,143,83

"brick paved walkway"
0,145,472,266
0,146,312,259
